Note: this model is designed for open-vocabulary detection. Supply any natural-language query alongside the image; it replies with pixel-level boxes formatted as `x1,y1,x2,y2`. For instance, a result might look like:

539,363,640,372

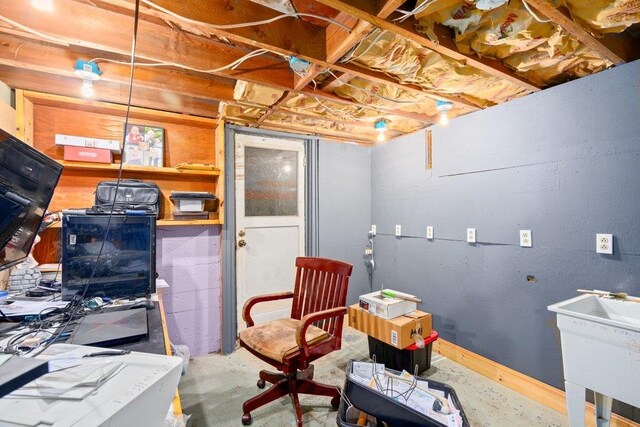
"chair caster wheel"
257,379,266,389
331,395,340,409
242,413,252,425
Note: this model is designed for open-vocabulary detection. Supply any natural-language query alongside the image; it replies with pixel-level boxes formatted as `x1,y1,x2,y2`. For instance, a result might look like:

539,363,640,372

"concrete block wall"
156,225,221,356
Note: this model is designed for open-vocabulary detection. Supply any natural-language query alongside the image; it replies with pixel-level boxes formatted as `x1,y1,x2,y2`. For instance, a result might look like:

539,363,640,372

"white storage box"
359,290,417,320
55,134,121,154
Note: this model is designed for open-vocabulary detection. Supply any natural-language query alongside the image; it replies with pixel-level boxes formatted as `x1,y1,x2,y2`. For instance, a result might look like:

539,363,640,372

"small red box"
63,145,113,163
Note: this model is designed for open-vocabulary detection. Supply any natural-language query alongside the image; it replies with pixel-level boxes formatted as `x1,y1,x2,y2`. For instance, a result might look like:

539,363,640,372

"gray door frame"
221,125,319,354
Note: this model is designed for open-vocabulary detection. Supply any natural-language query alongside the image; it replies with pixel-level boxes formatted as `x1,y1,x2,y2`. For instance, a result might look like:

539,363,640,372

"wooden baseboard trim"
433,339,639,427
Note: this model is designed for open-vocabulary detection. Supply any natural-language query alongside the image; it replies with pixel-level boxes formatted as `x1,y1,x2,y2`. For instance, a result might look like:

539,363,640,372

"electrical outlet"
426,226,434,240
596,233,613,255
371,225,377,235
395,225,402,237
467,228,476,243
520,230,532,247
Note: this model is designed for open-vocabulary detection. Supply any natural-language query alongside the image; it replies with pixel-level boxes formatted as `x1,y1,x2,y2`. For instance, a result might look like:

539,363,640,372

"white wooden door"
235,134,305,331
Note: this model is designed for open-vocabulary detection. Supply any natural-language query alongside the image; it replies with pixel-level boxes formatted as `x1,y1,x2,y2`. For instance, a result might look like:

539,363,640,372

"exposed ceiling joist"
89,0,473,105
0,1,293,88
0,34,237,103
314,0,541,93
0,65,219,117
255,0,429,127
0,1,434,124
522,0,639,64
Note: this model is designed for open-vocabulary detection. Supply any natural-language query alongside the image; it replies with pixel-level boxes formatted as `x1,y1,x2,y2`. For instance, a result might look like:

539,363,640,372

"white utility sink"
548,294,640,427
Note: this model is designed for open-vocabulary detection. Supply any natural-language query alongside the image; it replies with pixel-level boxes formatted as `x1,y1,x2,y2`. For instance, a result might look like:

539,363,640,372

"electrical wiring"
140,0,352,32
325,69,426,105
29,0,143,358
312,96,376,123
522,0,552,22
0,15,70,46
89,48,275,74
393,0,438,23
339,28,386,64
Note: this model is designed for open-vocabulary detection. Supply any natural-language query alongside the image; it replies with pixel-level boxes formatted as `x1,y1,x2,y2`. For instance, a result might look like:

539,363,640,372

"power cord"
29,0,143,358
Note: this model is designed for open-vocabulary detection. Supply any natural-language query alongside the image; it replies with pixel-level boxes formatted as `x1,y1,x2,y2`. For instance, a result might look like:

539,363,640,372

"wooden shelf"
158,219,220,226
47,218,220,229
57,160,220,177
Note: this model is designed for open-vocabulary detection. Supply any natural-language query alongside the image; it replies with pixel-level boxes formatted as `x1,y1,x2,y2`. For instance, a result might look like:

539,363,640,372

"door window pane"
245,147,298,216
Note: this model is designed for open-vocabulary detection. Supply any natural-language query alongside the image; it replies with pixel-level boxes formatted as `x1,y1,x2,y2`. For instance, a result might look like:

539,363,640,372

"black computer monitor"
0,129,63,271
61,213,157,301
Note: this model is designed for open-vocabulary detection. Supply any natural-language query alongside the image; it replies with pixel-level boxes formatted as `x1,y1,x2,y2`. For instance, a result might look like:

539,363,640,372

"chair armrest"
242,291,294,327
295,306,347,358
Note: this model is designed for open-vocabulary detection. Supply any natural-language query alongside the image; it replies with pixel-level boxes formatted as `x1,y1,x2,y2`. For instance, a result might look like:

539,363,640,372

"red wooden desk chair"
239,257,353,426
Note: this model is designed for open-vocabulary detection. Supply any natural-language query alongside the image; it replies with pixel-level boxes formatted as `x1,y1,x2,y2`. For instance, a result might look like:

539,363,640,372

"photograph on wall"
122,124,164,167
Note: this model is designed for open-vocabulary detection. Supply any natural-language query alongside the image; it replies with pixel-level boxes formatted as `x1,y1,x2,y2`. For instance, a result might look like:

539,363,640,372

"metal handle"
238,239,246,247
238,230,246,237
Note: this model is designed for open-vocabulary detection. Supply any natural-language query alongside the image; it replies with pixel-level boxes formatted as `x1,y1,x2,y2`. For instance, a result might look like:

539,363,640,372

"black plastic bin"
340,360,470,427
368,330,438,374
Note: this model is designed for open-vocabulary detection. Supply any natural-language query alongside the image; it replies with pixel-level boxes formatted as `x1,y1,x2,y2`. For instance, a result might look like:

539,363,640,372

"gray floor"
178,327,567,426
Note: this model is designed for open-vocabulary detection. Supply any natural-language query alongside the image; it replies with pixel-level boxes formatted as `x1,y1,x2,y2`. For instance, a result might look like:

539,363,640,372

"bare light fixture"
32,0,53,11
74,60,102,98
374,119,388,142
436,100,453,126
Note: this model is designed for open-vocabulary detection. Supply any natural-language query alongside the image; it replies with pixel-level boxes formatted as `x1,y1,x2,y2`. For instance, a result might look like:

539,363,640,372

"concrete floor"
178,327,568,426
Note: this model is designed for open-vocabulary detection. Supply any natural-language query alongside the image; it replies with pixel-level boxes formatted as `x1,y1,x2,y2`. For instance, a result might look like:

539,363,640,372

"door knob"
238,230,246,237
238,239,246,247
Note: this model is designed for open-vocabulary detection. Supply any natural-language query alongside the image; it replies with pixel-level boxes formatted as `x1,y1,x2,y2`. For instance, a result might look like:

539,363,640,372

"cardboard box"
55,134,121,154
348,304,432,349
359,290,417,319
63,146,113,164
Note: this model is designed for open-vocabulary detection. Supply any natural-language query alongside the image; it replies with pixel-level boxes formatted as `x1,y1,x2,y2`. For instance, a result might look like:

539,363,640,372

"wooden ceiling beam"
0,65,218,117
86,0,472,106
99,0,327,60
0,1,434,124
314,0,541,92
0,35,237,103
0,1,294,90
522,0,638,64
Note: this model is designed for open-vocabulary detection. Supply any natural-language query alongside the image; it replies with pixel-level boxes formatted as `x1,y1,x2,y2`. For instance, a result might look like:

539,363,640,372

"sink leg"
594,392,613,427
565,381,586,427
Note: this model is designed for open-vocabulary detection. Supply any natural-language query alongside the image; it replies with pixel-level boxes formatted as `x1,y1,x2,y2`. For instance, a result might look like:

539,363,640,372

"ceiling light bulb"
439,111,448,126
377,132,386,142
32,0,53,11
81,80,94,98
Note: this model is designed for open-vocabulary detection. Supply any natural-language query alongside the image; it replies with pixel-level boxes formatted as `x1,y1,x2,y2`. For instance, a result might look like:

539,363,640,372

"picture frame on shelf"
122,124,164,167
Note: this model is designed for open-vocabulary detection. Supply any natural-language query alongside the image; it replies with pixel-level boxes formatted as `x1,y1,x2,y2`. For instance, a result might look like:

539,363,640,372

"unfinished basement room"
0,0,638,426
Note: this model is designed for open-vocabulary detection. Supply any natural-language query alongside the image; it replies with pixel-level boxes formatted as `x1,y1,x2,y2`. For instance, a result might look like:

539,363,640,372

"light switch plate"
426,226,434,240
596,233,613,254
371,225,376,235
520,230,532,247
467,228,476,243
395,225,402,237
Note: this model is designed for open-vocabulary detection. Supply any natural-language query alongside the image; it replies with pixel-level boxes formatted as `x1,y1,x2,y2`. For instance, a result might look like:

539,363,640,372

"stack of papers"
8,348,126,400
348,362,464,427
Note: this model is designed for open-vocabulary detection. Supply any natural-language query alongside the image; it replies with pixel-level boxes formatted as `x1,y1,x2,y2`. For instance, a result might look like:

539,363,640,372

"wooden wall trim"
433,339,640,427
14,89,33,145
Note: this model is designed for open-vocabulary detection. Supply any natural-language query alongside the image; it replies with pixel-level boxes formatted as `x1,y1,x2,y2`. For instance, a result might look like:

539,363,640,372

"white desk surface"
0,344,182,427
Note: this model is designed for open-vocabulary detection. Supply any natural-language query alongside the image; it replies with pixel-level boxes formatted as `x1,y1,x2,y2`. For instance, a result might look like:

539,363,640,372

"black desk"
64,302,167,355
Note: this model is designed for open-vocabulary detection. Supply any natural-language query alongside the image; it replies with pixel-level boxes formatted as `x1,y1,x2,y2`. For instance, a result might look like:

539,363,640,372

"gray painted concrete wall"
319,140,372,304
371,60,640,396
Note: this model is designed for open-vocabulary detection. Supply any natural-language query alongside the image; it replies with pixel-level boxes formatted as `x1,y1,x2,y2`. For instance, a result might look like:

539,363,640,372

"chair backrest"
291,257,353,335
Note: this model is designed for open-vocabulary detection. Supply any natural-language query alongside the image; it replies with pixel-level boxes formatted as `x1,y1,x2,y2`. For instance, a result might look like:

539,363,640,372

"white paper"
156,279,169,289
2,300,68,317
